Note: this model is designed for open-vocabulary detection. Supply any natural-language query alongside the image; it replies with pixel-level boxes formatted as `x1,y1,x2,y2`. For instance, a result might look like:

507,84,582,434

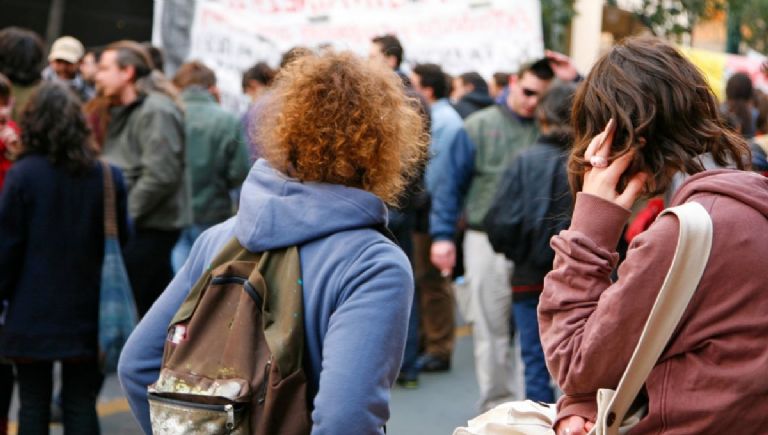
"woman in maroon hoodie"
541,36,768,434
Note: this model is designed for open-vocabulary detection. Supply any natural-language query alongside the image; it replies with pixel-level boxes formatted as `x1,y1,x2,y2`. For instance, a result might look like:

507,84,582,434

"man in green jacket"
429,53,580,411
96,40,189,316
170,61,250,272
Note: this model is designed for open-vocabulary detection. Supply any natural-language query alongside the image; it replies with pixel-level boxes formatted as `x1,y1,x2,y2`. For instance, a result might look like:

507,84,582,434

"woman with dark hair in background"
0,82,128,434
540,37,766,435
0,27,44,123
723,72,757,139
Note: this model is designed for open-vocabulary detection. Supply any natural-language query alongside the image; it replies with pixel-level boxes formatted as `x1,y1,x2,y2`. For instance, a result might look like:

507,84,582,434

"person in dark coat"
484,83,577,403
0,82,128,434
452,72,494,119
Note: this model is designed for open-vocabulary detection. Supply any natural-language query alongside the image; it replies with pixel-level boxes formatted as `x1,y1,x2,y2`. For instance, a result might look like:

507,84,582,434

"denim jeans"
15,360,102,435
171,224,211,274
512,296,555,403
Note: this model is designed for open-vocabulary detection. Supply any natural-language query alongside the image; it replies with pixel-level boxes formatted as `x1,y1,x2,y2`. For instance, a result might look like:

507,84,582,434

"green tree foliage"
633,0,721,41
732,0,768,53
540,0,577,53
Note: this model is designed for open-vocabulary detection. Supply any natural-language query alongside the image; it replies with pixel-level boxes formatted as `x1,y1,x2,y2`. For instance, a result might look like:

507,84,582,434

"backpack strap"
170,238,261,326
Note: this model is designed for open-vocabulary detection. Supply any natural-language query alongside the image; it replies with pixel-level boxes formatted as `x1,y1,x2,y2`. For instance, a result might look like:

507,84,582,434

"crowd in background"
0,24,767,435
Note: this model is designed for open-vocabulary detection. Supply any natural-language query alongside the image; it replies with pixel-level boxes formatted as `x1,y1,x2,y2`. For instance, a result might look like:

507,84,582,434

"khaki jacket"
103,92,190,230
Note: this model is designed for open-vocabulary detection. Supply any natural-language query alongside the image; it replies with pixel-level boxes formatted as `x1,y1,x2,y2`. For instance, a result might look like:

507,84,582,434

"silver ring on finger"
589,155,608,168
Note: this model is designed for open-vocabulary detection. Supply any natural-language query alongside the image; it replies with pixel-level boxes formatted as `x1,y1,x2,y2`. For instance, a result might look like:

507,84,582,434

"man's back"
181,87,249,226
103,91,188,231
463,105,538,229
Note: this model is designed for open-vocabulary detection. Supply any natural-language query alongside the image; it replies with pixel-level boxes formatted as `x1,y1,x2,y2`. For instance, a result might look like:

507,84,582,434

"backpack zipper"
225,404,235,431
257,358,272,404
210,276,264,308
148,392,242,412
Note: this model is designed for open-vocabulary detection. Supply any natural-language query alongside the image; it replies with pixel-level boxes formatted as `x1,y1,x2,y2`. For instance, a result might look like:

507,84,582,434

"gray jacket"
103,92,190,231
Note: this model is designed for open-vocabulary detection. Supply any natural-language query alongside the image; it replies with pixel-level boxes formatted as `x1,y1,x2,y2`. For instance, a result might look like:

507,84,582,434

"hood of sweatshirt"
460,91,495,108
672,169,768,218
234,159,388,252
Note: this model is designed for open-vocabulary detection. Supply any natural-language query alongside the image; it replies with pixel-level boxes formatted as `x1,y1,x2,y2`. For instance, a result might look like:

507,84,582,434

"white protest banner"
187,0,544,112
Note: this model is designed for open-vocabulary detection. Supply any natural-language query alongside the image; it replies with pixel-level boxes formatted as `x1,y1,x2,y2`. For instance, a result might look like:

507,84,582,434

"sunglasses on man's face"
521,88,539,97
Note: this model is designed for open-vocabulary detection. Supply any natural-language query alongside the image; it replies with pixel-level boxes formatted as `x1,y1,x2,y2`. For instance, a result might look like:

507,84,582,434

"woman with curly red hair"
119,50,428,434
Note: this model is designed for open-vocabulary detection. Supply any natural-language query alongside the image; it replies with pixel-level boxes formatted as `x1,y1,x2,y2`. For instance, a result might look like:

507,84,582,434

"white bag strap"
599,201,713,432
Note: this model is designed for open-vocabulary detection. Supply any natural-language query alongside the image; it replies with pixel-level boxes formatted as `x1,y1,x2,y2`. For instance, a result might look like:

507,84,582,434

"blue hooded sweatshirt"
118,159,413,434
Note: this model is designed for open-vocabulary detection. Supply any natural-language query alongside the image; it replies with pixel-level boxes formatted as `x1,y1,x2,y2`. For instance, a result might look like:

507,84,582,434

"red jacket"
540,170,768,433
0,120,19,191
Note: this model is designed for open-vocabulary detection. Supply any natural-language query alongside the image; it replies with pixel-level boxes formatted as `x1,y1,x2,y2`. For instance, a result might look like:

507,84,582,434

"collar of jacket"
538,132,572,150
107,93,147,134
181,86,216,104
497,102,535,125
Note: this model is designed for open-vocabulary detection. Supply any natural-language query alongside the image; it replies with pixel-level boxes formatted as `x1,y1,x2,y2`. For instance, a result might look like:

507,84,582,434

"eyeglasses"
521,88,539,97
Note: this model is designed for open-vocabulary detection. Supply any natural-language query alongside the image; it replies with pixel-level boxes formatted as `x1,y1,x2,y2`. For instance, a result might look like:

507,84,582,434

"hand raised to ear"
582,119,647,210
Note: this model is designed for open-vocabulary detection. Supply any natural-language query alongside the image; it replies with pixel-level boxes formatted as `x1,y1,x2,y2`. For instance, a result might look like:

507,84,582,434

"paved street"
9,326,515,434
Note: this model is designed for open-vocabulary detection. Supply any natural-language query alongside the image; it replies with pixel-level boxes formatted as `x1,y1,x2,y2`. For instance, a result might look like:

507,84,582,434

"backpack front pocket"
148,391,250,434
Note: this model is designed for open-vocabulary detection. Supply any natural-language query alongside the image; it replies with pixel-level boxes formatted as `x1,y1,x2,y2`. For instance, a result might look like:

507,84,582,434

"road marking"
456,324,472,338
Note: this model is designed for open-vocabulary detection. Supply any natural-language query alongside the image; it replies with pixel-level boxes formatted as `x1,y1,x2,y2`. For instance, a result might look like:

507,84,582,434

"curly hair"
0,27,44,86
570,36,750,197
256,50,428,205
20,82,95,174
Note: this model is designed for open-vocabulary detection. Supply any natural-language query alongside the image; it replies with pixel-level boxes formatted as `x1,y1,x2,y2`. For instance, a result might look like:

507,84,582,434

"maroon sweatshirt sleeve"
539,193,679,423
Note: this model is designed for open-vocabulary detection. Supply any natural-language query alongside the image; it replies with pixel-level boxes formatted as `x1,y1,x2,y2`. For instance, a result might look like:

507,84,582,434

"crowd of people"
0,23,767,435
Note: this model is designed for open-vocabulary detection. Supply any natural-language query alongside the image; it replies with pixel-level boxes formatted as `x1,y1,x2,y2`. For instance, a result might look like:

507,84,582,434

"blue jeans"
171,225,211,274
513,296,555,403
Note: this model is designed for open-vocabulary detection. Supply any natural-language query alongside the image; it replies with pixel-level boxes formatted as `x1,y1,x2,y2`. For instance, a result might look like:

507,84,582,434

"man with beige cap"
43,35,94,101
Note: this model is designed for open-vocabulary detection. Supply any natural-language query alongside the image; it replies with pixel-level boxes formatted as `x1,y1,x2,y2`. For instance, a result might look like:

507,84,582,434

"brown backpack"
147,238,311,434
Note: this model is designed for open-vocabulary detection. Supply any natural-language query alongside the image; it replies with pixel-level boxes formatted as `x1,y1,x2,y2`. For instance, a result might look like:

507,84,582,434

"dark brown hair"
569,36,750,197
371,34,404,68
0,72,11,102
459,72,488,94
493,72,511,88
0,27,44,86
173,60,216,90
537,82,577,145
241,61,275,91
21,82,95,174
256,50,428,205
517,58,554,81
412,63,448,100
724,72,755,138
105,40,154,82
